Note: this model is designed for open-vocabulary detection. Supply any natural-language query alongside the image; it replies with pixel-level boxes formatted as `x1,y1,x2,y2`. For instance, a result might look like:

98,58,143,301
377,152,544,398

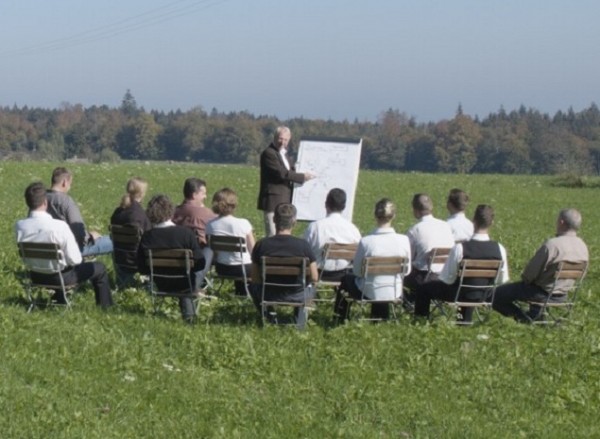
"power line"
1,0,231,57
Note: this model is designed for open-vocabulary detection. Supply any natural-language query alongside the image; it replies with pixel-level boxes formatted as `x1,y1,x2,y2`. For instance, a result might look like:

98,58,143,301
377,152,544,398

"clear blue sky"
1,0,599,122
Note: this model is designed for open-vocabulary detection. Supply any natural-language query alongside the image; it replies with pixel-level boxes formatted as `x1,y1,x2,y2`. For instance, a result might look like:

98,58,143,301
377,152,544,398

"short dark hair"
412,193,433,214
51,167,71,185
274,203,297,231
183,178,206,200
325,188,346,212
472,204,494,229
146,194,175,225
212,187,238,216
25,182,47,210
447,188,469,212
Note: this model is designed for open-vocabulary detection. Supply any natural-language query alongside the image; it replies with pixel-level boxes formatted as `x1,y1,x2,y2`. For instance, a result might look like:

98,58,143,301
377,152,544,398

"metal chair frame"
18,241,78,312
437,258,503,324
207,234,251,298
346,256,409,321
315,242,358,302
146,248,200,318
260,256,313,329
526,260,588,325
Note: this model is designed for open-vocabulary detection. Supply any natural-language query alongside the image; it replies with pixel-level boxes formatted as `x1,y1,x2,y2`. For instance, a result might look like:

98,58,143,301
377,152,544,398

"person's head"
273,126,291,150
447,188,469,214
24,181,47,211
325,188,346,214
211,187,238,216
412,193,433,218
472,204,494,231
146,194,175,225
374,198,396,225
50,167,72,192
183,178,207,203
120,177,148,208
557,208,582,233
274,203,297,232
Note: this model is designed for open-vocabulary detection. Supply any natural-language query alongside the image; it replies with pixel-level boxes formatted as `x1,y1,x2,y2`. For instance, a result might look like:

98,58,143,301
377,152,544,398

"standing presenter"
257,126,315,237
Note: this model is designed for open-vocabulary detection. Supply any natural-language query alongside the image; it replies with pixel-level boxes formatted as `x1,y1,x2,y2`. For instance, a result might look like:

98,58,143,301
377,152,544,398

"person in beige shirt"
492,208,588,322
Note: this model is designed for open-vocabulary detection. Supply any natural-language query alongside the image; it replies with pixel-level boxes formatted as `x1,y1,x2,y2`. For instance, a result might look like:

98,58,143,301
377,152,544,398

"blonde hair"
212,187,238,216
120,177,148,209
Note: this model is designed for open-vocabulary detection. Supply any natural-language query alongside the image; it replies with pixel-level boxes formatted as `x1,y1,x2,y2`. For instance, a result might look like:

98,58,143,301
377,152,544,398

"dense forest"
1,90,599,175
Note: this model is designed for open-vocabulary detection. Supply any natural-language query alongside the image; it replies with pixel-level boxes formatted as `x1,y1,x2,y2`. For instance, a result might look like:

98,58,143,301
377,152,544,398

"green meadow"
1,161,599,438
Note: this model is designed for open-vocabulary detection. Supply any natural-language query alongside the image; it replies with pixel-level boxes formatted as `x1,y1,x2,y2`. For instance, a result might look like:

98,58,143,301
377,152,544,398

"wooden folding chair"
207,235,251,298
260,256,313,329
527,261,588,324
315,242,358,301
441,259,503,324
146,249,200,319
109,223,142,286
18,241,79,312
424,247,452,282
347,256,409,321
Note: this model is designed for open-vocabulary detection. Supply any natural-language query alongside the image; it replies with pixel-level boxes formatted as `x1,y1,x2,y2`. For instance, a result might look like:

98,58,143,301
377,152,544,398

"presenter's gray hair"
274,126,291,141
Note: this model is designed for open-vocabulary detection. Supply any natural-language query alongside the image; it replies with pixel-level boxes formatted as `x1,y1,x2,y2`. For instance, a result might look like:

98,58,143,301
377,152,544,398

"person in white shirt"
333,198,411,323
303,188,361,282
414,204,508,322
16,182,113,308
404,193,455,294
206,187,256,296
446,188,474,243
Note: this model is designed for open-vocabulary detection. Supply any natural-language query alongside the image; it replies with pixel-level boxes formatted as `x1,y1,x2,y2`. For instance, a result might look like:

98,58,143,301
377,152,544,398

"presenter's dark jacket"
257,143,306,212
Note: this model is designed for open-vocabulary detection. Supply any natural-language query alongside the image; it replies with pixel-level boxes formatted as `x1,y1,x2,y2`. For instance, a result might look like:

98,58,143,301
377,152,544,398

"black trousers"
414,280,485,322
31,262,113,308
333,274,390,321
215,262,252,296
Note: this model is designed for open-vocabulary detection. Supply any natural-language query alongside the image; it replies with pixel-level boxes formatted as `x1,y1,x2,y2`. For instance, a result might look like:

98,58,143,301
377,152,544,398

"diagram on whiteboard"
293,138,362,222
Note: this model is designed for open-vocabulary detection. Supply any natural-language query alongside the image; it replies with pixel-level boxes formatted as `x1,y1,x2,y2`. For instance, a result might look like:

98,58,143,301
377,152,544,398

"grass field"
1,161,599,438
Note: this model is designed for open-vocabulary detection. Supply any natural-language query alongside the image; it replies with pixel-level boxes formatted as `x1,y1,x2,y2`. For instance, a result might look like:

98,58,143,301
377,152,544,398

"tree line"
1,90,599,175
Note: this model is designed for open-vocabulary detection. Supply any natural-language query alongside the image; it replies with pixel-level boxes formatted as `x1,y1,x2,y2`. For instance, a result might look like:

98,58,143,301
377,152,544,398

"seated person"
172,178,217,247
414,204,509,323
110,177,151,231
404,193,454,294
110,177,151,287
16,182,113,308
446,188,474,243
250,203,318,320
137,194,205,322
493,208,588,322
206,187,255,296
46,166,113,257
303,188,361,282
334,198,411,323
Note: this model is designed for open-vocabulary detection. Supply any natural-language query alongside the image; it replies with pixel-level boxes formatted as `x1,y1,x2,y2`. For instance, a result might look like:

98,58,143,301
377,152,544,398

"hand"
304,172,316,181
89,230,101,240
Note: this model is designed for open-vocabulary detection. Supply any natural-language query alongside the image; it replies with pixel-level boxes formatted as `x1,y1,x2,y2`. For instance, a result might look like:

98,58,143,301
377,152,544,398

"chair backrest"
425,247,452,280
260,256,308,292
209,234,247,254
110,224,143,270
321,242,358,264
550,260,588,297
18,241,66,274
361,256,409,277
455,259,503,304
146,248,194,294
360,256,409,301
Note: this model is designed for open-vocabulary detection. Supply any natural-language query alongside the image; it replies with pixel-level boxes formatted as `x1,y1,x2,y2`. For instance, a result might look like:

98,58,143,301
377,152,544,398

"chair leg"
296,306,308,330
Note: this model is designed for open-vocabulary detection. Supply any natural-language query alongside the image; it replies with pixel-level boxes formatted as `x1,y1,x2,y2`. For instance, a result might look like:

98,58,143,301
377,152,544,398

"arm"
61,222,83,266
521,243,549,284
308,261,319,284
245,231,256,254
438,244,462,285
262,147,306,185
